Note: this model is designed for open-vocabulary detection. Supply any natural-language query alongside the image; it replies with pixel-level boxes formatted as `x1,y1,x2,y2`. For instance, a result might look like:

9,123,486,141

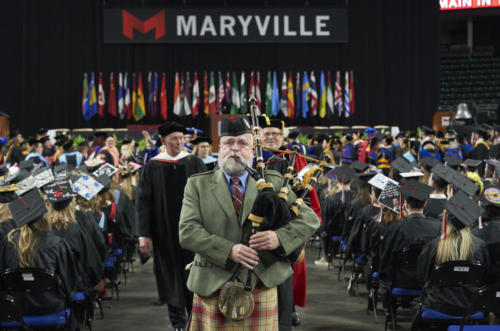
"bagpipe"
218,97,329,320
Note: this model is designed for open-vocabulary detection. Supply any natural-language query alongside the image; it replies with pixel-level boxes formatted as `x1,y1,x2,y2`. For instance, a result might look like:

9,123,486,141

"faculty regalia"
136,151,206,308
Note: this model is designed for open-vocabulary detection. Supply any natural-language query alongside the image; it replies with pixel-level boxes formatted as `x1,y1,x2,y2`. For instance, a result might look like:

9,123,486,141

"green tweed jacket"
179,168,320,297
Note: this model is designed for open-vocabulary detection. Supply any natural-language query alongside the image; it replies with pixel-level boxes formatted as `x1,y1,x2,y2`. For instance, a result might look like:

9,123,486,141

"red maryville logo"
122,10,165,40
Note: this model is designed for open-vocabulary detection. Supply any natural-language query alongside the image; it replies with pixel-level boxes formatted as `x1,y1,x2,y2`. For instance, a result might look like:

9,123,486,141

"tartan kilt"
188,286,278,330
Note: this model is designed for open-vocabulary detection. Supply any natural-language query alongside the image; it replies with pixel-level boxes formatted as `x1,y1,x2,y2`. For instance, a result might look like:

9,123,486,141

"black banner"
103,8,348,44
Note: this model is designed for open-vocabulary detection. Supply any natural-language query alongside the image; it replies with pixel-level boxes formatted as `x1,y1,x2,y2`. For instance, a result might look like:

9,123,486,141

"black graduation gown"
0,219,16,238
417,235,490,316
7,144,24,164
472,219,500,282
0,231,79,315
52,222,104,288
341,197,368,243
321,190,354,237
473,142,489,176
361,216,394,270
423,197,446,219
75,210,107,263
345,204,380,257
136,155,206,307
379,214,441,287
114,189,136,243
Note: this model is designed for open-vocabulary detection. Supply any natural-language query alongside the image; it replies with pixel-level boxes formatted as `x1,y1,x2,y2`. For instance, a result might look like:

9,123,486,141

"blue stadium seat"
448,326,500,331
391,288,422,296
422,308,484,320
23,309,71,327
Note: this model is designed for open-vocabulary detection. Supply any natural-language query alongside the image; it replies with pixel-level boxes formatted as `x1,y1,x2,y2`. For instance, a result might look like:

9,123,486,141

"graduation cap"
432,163,478,196
8,189,48,228
378,182,401,214
351,161,369,173
92,163,118,178
325,169,337,183
0,184,20,193
399,179,434,201
444,156,461,168
420,157,438,172
368,173,398,190
39,136,50,144
18,159,36,172
0,165,9,177
158,122,186,137
96,175,111,192
421,126,435,135
220,117,252,137
392,157,414,174
334,165,355,184
191,136,213,145
461,159,482,171
481,187,500,207
42,180,76,210
62,140,74,152
73,175,104,200
186,127,204,136
444,190,481,230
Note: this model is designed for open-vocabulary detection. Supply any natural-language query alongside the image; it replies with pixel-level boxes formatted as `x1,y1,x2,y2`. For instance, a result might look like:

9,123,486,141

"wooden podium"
432,111,456,133
209,114,244,151
0,113,10,138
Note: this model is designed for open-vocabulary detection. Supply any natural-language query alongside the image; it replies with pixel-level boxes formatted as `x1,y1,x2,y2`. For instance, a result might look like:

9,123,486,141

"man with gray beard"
179,117,319,329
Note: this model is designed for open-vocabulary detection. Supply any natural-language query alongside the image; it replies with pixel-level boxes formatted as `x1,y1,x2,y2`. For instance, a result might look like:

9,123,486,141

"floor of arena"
93,244,413,331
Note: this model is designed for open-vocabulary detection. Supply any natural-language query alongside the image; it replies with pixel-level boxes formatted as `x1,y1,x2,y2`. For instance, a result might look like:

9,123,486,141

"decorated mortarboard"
42,180,76,210
461,159,482,170
5,168,30,185
119,162,141,178
15,169,54,196
220,117,252,137
351,161,369,173
444,156,461,168
444,190,481,230
432,163,478,196
378,182,401,214
158,121,186,137
191,136,213,145
399,179,434,201
333,165,355,184
85,157,105,168
480,186,500,207
92,163,118,178
420,157,438,171
73,174,104,200
356,170,379,183
8,189,48,228
368,173,398,190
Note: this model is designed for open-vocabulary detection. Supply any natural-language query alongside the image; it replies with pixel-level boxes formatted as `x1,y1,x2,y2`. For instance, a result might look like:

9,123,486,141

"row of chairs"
0,244,136,330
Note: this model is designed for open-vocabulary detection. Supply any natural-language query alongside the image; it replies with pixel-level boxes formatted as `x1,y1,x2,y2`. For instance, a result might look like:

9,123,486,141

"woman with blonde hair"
0,189,79,318
417,191,489,316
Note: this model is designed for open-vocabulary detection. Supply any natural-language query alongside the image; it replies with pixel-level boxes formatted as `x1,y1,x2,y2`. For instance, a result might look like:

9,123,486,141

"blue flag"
301,72,310,118
295,72,301,120
84,72,98,121
271,71,280,116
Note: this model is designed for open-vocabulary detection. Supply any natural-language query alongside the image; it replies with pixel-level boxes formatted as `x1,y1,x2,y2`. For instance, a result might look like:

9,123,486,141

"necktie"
231,177,243,216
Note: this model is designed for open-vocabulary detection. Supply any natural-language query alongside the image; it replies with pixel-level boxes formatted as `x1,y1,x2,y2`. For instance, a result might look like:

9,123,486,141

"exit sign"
440,0,500,10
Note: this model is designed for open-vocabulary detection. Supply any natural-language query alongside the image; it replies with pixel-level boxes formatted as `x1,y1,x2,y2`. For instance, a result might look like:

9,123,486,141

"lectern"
0,112,10,138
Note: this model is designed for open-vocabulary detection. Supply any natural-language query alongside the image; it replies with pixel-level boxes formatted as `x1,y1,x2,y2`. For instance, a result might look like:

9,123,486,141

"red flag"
98,72,105,117
350,71,355,115
160,73,167,120
108,73,118,117
203,71,209,117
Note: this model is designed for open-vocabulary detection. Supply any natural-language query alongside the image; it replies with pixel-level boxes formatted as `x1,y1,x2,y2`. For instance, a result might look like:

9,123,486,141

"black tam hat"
220,117,252,137
158,122,186,137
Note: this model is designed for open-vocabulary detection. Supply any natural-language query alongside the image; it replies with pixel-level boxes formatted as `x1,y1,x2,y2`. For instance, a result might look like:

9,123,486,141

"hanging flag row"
81,70,354,121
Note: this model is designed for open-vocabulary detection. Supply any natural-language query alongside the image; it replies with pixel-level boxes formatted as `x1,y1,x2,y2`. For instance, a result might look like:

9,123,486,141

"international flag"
334,70,343,118
344,71,350,118
209,71,216,114
147,72,154,117
255,72,262,115
295,72,301,120
184,72,192,116
131,73,137,120
179,72,185,116
84,72,98,121
152,72,158,118
203,71,209,116
240,71,247,114
301,72,310,119
134,72,146,121
82,73,88,117
309,71,318,117
230,72,240,114
265,71,272,117
217,71,225,114
225,72,231,107
160,72,167,120
192,71,200,117
326,71,334,119
108,73,118,118
124,73,132,120
319,71,326,119
271,71,280,116
173,72,181,116
280,72,288,117
98,72,105,118
350,71,355,116
118,72,125,119
287,72,295,120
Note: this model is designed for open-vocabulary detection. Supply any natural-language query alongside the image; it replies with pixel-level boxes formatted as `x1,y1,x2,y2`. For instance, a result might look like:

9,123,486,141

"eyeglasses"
263,132,282,138
220,139,251,148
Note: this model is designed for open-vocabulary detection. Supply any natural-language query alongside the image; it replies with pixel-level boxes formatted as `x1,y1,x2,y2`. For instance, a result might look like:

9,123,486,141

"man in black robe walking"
136,122,206,331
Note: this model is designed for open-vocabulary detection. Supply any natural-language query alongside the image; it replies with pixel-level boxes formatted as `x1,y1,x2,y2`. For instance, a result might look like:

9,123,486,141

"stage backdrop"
0,0,440,136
